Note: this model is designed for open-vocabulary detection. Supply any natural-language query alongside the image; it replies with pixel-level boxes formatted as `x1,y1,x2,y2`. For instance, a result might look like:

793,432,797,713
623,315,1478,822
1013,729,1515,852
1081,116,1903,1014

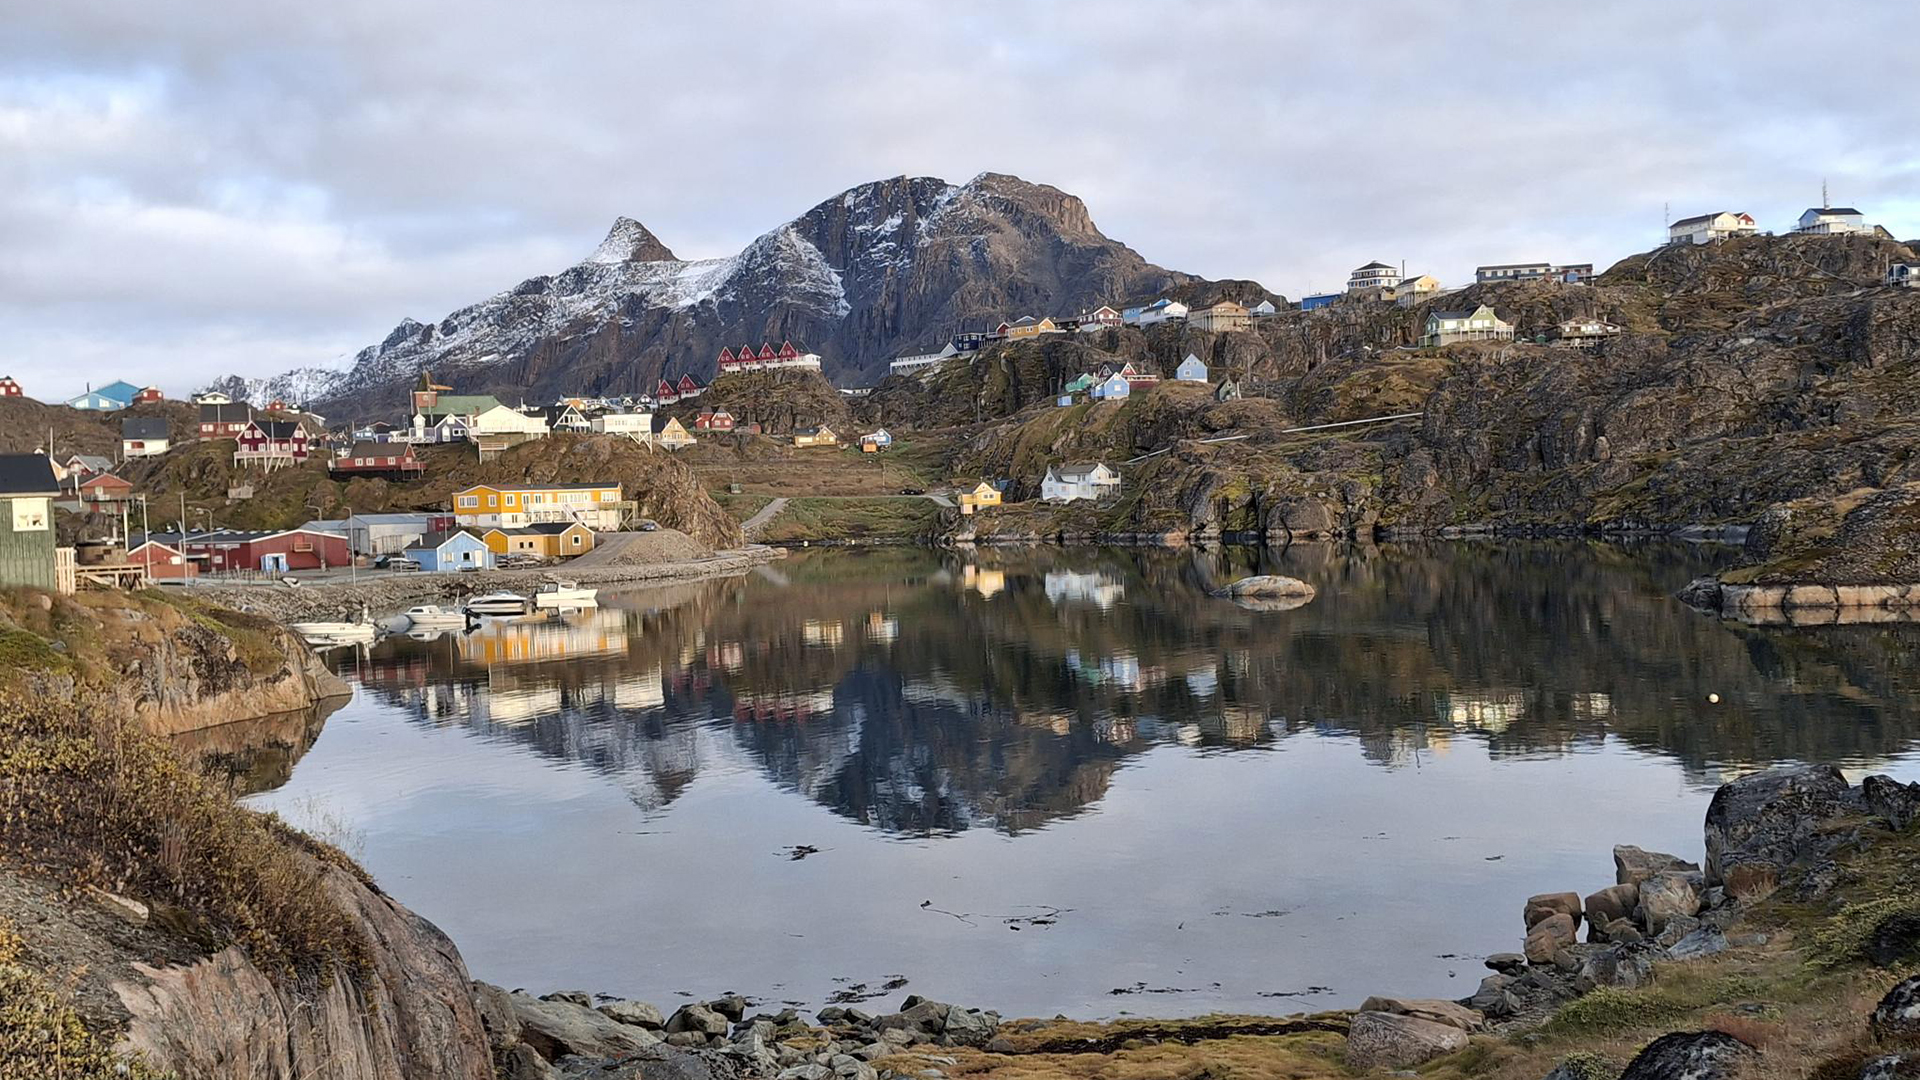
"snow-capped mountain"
241,173,1212,419
199,366,354,411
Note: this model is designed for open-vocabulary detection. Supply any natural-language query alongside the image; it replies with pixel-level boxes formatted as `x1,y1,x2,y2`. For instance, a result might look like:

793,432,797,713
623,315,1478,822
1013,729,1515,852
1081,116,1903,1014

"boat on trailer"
464,591,533,616
534,580,599,608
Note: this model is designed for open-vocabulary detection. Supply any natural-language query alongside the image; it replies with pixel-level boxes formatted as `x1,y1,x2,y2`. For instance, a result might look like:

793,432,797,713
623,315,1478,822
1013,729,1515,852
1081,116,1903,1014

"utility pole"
139,496,151,583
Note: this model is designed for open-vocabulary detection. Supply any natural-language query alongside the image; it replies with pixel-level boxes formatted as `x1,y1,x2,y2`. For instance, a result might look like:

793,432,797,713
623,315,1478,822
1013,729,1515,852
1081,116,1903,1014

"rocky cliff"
254,173,1248,420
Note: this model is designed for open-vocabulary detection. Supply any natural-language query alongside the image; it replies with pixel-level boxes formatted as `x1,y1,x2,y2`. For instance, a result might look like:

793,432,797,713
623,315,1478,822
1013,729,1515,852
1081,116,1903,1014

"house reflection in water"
801,619,844,648
962,565,1005,599
1044,570,1125,610
457,608,631,665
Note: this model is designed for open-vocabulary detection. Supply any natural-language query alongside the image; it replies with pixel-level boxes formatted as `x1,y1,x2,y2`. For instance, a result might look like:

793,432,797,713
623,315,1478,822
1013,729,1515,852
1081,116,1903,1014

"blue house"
67,380,143,411
1300,293,1340,311
405,529,494,572
1175,354,1209,382
1090,373,1131,401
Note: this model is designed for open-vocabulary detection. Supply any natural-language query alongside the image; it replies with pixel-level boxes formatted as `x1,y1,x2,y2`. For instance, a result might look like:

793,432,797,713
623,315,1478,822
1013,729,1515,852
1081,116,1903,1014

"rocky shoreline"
464,764,1920,1080
181,546,786,623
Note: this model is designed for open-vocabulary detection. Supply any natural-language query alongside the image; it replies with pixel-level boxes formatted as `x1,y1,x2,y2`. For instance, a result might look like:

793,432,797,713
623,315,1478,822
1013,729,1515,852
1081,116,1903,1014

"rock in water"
1873,975,1920,1047
1525,892,1584,930
1614,845,1700,886
598,999,667,1029
1344,1011,1470,1068
1214,575,1317,601
665,1003,730,1037
1618,1031,1753,1080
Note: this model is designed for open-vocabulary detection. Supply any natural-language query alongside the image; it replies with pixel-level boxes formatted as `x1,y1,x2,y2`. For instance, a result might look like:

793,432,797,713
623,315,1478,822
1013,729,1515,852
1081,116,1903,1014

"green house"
0,454,61,590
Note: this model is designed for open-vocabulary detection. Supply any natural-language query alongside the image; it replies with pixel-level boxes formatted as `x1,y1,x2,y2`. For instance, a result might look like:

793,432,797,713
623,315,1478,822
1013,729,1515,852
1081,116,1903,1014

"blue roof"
94,380,143,403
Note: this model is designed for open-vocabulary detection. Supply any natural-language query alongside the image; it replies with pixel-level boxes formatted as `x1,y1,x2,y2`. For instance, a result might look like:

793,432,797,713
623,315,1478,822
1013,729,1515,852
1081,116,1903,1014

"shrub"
0,686,368,979
0,921,161,1078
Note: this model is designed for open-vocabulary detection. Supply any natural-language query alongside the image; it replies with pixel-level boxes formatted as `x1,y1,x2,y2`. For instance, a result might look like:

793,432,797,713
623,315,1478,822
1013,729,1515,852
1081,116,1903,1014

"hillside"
234,173,1271,421
947,234,1920,544
50,433,743,550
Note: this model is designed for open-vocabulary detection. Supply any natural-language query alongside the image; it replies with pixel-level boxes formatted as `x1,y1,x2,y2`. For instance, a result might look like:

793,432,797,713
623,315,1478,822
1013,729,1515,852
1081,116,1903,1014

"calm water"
239,543,1920,1019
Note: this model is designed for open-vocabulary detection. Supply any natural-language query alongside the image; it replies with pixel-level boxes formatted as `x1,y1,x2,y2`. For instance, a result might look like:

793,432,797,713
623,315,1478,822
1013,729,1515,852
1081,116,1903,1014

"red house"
127,539,197,580
74,472,134,507
692,409,736,432
173,527,351,573
656,379,680,405
233,419,310,468
327,440,423,478
134,385,164,403
199,402,254,438
677,374,704,399
0,376,21,397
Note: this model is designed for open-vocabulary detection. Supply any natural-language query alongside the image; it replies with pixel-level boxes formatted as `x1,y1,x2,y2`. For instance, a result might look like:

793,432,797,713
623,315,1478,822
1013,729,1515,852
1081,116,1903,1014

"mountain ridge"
223,173,1256,419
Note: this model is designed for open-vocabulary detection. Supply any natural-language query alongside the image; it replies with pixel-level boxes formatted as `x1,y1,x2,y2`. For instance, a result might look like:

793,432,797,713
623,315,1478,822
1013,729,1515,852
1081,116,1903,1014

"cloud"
2,0,1914,399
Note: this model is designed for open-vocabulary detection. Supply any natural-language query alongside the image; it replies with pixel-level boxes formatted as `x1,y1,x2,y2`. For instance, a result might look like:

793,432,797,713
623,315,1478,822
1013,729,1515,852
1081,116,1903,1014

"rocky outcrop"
1873,975,1920,1047
1617,1031,1754,1080
1703,765,1919,901
1344,1010,1469,1069
113,862,492,1080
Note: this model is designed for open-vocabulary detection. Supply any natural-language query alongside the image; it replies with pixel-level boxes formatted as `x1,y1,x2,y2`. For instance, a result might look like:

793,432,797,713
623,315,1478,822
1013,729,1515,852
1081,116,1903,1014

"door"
260,553,289,572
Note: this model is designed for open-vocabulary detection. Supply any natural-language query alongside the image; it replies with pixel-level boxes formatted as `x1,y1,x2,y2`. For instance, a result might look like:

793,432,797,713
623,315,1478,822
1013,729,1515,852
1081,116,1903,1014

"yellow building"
652,415,696,450
793,425,840,448
480,522,596,558
1004,316,1060,340
452,482,623,530
1186,300,1252,333
957,481,1003,514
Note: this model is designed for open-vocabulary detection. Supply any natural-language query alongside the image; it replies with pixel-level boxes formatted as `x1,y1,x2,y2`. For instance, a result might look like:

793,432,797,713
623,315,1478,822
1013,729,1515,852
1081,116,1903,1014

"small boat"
290,621,378,647
464,591,533,616
401,604,471,629
533,580,598,608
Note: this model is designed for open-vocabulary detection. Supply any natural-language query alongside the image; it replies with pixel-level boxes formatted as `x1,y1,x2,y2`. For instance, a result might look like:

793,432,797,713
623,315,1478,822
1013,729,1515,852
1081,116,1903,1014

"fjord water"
243,544,1920,1019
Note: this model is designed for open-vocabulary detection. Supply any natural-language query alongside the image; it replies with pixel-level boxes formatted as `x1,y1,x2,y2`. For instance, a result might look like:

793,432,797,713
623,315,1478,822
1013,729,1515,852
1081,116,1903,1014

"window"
571,534,583,546
11,497,49,532
458,496,478,509
487,495,498,507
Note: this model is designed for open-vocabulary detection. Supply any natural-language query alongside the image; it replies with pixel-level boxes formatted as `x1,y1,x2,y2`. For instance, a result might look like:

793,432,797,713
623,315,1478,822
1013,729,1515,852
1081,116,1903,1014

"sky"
5,0,1919,401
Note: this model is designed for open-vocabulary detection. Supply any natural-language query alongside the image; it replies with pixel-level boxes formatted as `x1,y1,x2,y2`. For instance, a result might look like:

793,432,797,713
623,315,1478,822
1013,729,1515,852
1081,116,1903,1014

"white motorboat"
533,580,599,608
401,604,471,629
290,621,378,647
464,591,533,616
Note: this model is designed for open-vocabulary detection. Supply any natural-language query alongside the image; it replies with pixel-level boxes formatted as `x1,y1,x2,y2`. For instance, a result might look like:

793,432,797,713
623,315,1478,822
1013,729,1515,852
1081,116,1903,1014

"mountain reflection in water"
248,543,1920,1018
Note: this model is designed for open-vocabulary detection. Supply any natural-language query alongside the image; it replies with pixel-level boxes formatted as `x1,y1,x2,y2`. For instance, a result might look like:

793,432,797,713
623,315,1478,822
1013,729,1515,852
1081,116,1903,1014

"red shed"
179,527,350,573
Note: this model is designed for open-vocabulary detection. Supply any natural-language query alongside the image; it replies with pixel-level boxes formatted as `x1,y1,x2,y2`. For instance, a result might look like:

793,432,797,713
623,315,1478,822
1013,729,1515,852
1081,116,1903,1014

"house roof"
1670,211,1750,229
408,529,486,551
65,453,113,473
1802,207,1862,217
1353,261,1396,271
0,453,61,496
93,380,142,403
1053,462,1111,481
345,440,409,457
121,417,169,439
250,420,302,439
418,394,502,417
79,472,132,490
199,402,252,422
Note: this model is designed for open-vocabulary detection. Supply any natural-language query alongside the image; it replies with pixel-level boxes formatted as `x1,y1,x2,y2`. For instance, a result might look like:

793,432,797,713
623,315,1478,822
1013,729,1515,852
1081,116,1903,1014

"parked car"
899,488,924,496
639,520,660,532
382,557,421,572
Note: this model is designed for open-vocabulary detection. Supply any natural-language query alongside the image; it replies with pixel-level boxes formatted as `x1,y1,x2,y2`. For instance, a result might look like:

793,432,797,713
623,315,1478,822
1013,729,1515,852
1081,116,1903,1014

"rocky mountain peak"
588,216,678,264
958,172,1101,239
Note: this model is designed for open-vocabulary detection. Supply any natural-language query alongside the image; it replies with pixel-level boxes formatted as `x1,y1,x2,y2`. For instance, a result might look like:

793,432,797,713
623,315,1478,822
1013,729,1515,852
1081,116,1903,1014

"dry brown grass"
0,920,164,1079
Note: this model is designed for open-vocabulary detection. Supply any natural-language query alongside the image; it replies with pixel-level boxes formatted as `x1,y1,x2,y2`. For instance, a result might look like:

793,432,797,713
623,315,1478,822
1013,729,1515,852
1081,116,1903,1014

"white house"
470,404,550,440
1175,354,1209,382
1421,305,1515,347
1668,212,1757,245
1090,372,1132,401
1890,264,1920,288
889,341,961,375
1130,298,1189,326
1553,318,1624,348
1248,299,1277,318
1074,306,1124,332
120,417,170,458
1347,261,1401,294
1041,462,1122,503
591,410,655,441
1792,207,1869,235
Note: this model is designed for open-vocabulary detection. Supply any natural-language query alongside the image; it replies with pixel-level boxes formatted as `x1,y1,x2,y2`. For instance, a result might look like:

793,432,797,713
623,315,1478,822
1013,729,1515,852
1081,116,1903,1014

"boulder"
1215,575,1316,600
1526,913,1579,963
1358,996,1485,1033
598,1000,667,1030
1585,884,1640,930
941,1007,999,1047
1526,892,1584,930
1484,952,1528,974
1872,975,1920,1047
1704,764,1877,900
665,1003,730,1038
1865,775,1920,832
473,981,524,1054
1666,927,1730,960
1602,918,1646,945
1344,1011,1470,1069
542,990,594,1007
708,994,749,1022
1574,944,1655,990
1614,845,1700,887
1466,975,1519,1018
511,992,661,1061
872,1000,950,1036
1860,1054,1920,1080
1638,871,1705,936
1618,1031,1753,1080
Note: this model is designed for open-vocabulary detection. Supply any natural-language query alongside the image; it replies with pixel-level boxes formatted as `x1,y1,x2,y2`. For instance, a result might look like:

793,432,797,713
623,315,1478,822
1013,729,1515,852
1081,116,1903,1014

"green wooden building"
0,454,61,590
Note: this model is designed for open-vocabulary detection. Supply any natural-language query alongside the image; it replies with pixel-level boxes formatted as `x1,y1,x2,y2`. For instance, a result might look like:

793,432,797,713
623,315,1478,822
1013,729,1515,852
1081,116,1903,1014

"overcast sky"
5,0,1917,401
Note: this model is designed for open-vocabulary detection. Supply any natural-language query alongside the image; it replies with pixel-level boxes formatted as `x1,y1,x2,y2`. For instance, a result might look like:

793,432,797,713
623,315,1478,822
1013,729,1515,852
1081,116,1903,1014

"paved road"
740,496,791,538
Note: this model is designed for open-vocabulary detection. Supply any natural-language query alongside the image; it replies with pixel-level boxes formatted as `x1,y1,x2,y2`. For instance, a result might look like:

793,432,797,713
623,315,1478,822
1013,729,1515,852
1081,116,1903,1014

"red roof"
657,379,675,395
778,341,798,359
718,347,735,364
758,343,775,360
678,374,702,391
